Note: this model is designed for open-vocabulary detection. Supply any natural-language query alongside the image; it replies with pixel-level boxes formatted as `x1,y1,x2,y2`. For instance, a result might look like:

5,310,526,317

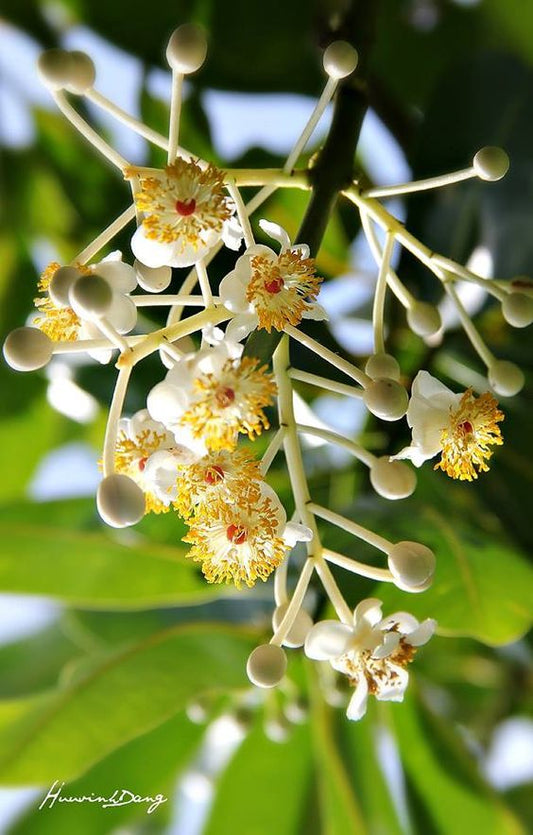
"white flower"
183,481,312,588
115,409,204,513
305,599,435,721
392,371,504,480
219,219,327,341
129,159,242,269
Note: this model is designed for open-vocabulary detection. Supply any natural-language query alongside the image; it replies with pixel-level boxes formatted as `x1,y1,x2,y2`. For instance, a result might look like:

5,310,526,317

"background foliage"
1,0,533,832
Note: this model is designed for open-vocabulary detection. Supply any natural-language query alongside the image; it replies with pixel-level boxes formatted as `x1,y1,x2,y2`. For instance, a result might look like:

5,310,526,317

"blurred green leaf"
0,624,254,784
9,710,204,834
204,718,312,835
389,689,525,835
0,502,232,608
375,505,533,646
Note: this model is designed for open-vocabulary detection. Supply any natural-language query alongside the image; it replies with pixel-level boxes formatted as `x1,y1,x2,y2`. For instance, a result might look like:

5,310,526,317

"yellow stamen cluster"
115,428,171,514
181,357,276,450
246,251,323,332
174,448,262,518
183,488,286,588
436,389,504,481
34,262,82,342
132,159,231,248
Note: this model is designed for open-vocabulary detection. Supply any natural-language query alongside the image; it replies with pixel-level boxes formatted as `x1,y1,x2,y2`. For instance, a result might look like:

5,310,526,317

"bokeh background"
1,0,533,832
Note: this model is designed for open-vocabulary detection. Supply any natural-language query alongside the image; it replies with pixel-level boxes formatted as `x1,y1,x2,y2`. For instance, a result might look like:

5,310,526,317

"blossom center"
215,386,236,408
138,456,148,472
226,523,248,544
175,198,196,216
264,276,284,294
205,465,224,484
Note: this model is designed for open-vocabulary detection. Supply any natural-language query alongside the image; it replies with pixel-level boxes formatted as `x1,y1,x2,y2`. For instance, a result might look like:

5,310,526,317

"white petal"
225,314,257,342
283,521,313,547
380,611,420,633
371,632,400,659
304,621,353,660
375,664,409,702
412,370,454,400
147,382,188,425
108,293,137,334
406,618,436,646
390,444,432,468
222,215,244,250
219,270,250,313
302,303,328,321
353,598,383,628
346,676,369,721
259,219,291,251
291,243,310,259
131,227,177,268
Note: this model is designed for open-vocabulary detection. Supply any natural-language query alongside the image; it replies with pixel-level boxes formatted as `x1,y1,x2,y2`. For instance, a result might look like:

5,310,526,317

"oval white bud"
96,473,145,528
501,292,533,328
246,644,287,688
272,604,314,648
166,24,208,74
37,49,73,90
488,359,525,397
69,274,113,319
365,352,400,381
48,265,81,307
323,41,358,79
387,541,436,591
135,260,172,293
370,457,417,500
3,327,53,372
66,51,96,94
473,146,510,182
363,378,408,421
407,302,442,337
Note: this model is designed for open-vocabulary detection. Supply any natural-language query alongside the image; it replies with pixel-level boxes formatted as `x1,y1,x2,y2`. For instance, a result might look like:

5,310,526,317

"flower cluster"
3,26,530,722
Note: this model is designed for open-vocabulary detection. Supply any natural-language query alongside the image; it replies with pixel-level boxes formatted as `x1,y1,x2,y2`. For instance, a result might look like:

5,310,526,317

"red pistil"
264,276,284,294
205,465,224,484
458,421,473,434
226,524,248,544
138,457,148,471
215,387,236,408
175,198,196,216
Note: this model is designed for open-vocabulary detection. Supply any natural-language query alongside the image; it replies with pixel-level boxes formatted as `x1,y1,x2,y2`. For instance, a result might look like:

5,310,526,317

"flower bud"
246,644,287,688
166,24,208,74
3,327,53,371
370,457,417,500
365,352,400,381
501,292,533,328
323,41,358,79
37,49,73,90
97,473,145,528
135,260,172,293
488,360,525,397
387,541,436,591
66,51,96,94
473,146,509,182
363,379,408,421
406,302,442,337
272,605,314,648
69,274,113,319
48,265,81,307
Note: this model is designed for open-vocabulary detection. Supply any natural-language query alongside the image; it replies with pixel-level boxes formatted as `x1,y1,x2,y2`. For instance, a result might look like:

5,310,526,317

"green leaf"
341,702,405,835
308,663,368,835
9,710,204,834
375,505,533,646
0,624,254,785
204,718,312,835
0,504,233,608
388,689,526,835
